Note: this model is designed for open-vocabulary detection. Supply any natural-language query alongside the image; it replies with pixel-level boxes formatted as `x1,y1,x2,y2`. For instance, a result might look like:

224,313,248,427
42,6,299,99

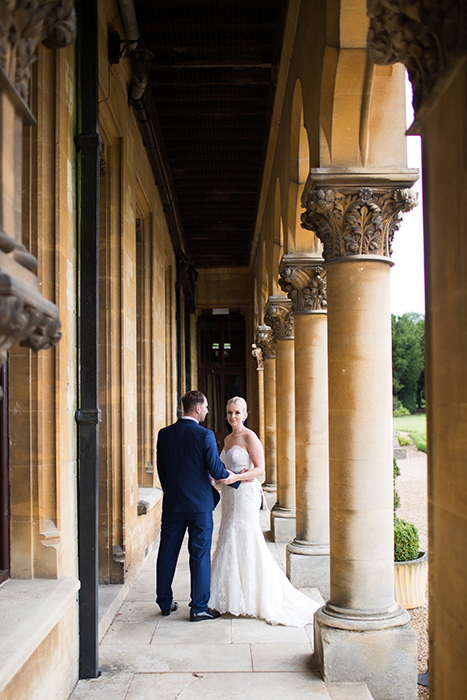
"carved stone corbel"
0,0,76,102
0,0,76,382
279,254,327,314
367,0,465,117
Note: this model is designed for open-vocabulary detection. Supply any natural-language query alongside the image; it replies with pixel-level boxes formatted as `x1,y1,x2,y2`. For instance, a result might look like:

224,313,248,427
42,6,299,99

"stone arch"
288,79,320,253
318,1,406,169
261,239,268,319
272,179,284,295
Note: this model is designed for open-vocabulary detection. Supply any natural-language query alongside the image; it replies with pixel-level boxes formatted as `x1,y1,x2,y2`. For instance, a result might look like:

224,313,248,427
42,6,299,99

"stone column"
302,171,418,700
256,324,277,491
265,297,295,542
279,255,330,599
251,336,265,448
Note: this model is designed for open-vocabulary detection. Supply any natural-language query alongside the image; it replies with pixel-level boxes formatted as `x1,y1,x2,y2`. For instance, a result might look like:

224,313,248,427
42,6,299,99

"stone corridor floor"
68,495,373,700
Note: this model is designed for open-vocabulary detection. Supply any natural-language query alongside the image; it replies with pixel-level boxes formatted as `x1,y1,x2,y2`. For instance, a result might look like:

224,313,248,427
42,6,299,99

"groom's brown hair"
182,390,206,414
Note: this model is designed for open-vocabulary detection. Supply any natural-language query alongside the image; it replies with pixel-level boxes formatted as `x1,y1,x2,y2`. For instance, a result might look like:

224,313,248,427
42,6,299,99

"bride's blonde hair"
226,396,248,416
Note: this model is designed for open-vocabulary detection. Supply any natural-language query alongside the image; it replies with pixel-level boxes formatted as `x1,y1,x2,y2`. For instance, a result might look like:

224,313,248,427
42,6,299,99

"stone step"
326,681,374,699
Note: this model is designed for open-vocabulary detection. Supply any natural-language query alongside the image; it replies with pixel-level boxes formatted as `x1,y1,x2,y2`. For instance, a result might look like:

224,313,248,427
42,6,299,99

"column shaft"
293,313,328,546
275,338,295,511
263,357,277,489
257,367,265,448
286,311,330,596
271,338,296,541
327,259,394,613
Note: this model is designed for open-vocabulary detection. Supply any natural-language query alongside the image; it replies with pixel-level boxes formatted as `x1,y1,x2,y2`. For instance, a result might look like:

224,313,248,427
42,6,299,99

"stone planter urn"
394,550,428,609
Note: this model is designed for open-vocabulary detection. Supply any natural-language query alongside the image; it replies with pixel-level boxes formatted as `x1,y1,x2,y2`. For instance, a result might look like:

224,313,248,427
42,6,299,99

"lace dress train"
209,445,320,626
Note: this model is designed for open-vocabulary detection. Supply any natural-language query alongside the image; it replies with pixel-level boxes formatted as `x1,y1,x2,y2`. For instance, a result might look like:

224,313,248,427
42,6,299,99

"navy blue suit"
156,417,231,614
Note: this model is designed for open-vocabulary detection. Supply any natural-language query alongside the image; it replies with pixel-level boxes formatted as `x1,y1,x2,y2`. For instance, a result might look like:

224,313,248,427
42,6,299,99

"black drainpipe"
175,261,183,416
74,0,101,679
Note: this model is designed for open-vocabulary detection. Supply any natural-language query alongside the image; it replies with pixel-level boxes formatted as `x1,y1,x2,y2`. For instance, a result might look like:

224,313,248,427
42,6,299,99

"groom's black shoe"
190,607,221,622
161,602,178,616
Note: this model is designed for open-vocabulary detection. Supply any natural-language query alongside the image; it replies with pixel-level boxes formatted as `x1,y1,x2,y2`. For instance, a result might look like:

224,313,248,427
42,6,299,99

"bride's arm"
230,431,265,482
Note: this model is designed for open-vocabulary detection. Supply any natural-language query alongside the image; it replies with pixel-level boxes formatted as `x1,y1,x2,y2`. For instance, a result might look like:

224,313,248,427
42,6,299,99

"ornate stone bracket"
251,342,264,370
0,0,76,103
301,171,418,262
367,0,466,117
255,324,276,360
39,518,61,549
0,0,75,383
264,296,294,341
0,246,62,367
279,254,327,314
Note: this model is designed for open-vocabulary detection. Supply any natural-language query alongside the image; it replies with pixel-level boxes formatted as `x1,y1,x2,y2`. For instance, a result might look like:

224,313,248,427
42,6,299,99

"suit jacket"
157,418,230,513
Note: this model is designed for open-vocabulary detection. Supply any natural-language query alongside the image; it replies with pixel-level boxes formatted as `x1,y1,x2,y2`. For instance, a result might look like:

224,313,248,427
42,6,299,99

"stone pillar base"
262,482,277,492
314,606,417,700
286,541,330,599
270,508,295,542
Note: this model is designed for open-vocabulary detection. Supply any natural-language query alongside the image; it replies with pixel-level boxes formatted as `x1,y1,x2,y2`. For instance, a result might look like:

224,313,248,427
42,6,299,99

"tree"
392,313,425,414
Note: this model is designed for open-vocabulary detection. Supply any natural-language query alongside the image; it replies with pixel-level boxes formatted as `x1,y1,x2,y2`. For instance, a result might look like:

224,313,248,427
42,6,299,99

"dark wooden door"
198,310,246,451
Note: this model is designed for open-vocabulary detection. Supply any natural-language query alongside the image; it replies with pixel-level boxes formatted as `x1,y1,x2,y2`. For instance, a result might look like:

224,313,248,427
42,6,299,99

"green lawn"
393,414,426,432
394,413,427,452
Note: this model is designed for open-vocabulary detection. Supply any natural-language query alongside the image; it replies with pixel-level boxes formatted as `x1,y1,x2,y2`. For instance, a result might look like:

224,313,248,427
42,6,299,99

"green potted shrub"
393,458,428,608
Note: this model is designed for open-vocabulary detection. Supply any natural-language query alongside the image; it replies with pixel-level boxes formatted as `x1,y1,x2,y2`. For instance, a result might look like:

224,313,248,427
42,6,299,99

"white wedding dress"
209,445,320,626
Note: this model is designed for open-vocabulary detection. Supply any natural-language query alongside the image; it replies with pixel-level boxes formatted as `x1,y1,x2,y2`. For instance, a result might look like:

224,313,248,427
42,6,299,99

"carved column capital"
251,342,264,370
301,172,418,262
279,254,327,314
255,324,276,360
0,0,76,102
367,0,466,117
264,296,294,341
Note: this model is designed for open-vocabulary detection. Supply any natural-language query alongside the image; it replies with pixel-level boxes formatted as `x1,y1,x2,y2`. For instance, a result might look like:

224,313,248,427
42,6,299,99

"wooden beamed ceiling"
132,0,289,268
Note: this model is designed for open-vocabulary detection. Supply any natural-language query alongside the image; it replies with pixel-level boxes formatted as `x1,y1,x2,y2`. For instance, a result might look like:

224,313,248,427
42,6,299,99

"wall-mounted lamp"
129,46,155,80
108,28,139,65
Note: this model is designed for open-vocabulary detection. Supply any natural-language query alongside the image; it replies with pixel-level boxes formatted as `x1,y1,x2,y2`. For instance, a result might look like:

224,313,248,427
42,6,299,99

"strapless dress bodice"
220,445,253,474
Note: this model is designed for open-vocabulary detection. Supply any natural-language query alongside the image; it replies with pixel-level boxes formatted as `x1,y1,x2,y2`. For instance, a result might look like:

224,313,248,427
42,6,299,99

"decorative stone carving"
367,0,464,114
279,263,327,313
0,0,76,101
251,343,264,370
0,292,61,367
301,186,418,261
0,0,74,385
255,324,275,360
264,301,294,341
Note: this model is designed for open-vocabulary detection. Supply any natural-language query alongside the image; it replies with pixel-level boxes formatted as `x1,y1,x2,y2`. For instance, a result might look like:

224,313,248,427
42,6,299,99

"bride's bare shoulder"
244,428,261,446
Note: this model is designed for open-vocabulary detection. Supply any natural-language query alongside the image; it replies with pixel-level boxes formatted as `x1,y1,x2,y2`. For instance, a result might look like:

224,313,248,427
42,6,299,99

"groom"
156,390,238,621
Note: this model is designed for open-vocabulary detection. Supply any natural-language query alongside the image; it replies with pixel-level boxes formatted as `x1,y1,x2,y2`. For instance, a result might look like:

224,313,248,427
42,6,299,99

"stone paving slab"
250,642,314,672
231,617,311,644
99,642,253,674
68,671,134,700
152,616,233,645
116,601,159,621
102,620,157,646
125,671,330,700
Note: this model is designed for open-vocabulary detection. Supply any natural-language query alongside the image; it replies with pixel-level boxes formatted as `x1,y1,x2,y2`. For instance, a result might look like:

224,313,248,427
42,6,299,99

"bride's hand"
220,470,239,485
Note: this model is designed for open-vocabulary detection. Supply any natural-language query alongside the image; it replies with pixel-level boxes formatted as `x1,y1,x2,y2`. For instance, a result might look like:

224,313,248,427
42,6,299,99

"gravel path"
395,440,429,699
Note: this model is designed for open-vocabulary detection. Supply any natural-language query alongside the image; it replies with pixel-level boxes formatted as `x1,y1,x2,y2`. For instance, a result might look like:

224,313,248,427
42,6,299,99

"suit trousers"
156,510,214,614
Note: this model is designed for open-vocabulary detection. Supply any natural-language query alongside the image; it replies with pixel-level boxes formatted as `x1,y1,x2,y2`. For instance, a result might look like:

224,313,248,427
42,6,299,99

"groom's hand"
220,470,238,485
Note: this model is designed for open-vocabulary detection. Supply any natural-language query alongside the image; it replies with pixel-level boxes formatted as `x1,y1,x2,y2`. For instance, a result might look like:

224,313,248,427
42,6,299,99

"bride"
210,397,320,626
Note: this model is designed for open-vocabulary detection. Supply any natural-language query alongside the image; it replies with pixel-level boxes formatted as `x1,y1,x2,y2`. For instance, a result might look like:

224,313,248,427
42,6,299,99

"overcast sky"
389,76,425,318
